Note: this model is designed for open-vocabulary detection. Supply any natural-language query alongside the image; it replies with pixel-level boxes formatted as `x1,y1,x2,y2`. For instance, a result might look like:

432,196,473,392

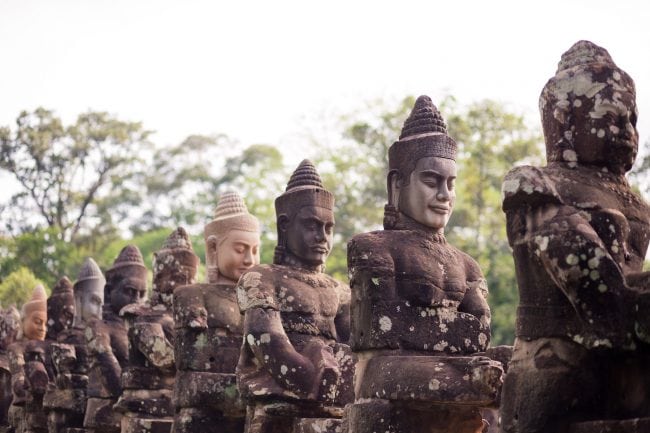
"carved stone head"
46,276,75,340
0,306,20,349
105,245,148,315
204,191,260,285
73,257,105,326
274,160,335,270
386,95,457,231
540,40,638,174
21,284,47,341
153,227,199,308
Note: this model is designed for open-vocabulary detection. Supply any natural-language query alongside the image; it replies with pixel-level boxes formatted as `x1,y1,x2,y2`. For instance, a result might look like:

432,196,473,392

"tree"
0,108,152,243
0,267,45,308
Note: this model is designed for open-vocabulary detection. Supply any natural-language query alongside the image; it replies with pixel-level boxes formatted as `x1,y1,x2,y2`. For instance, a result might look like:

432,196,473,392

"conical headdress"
105,245,147,282
275,160,334,217
389,96,457,179
75,257,105,286
51,276,73,296
540,40,635,165
22,284,47,317
205,192,260,242
154,227,199,273
556,40,614,72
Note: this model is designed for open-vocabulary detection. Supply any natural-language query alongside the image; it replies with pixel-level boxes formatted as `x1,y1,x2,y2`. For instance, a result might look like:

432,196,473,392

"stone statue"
44,259,105,433
500,40,650,433
346,96,503,433
0,305,20,429
8,284,49,433
116,227,198,433
84,245,147,433
45,277,75,342
236,161,353,433
172,192,260,433
73,257,105,327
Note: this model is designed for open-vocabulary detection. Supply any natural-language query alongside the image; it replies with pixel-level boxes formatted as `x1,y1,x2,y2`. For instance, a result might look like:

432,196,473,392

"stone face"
346,96,501,433
236,160,353,433
499,40,650,433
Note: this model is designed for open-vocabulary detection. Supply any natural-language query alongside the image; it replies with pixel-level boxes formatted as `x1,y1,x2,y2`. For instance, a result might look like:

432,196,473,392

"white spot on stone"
590,270,600,281
378,316,392,332
573,99,582,107
613,71,621,81
259,333,271,344
502,178,520,195
597,129,605,138
566,254,579,266
598,284,608,293
563,150,578,162
478,333,487,347
428,379,440,391
280,365,288,375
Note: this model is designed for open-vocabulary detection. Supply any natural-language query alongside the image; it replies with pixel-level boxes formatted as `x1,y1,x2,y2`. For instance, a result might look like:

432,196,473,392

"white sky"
1,0,648,179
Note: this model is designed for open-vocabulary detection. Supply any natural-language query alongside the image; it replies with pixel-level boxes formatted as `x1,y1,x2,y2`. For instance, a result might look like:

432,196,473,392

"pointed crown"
389,96,457,179
76,257,104,283
105,244,147,282
22,284,47,317
275,160,334,217
51,276,73,296
556,40,615,72
204,191,260,241
154,227,199,269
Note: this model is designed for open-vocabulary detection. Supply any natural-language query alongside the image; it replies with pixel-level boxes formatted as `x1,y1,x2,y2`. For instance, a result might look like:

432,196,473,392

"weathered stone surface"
357,355,502,407
172,371,240,411
346,400,486,433
569,417,650,433
500,40,650,433
173,407,245,433
121,416,173,433
292,417,342,433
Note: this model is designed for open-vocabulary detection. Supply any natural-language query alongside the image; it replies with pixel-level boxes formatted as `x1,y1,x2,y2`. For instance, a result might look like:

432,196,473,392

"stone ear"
387,170,401,208
207,235,219,264
278,215,290,234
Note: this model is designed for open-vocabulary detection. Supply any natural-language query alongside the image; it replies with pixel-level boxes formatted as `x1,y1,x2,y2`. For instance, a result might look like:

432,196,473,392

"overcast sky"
1,0,648,171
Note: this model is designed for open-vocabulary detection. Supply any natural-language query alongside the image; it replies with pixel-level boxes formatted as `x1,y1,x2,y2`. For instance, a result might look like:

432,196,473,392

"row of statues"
1,40,649,433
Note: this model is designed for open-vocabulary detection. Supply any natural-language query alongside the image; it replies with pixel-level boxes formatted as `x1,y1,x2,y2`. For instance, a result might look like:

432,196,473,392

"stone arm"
130,322,174,369
85,321,122,397
242,307,339,400
459,277,491,330
8,345,27,403
334,284,351,343
511,203,631,348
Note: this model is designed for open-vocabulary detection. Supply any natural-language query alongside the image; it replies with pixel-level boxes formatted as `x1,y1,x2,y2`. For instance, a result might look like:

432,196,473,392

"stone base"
346,399,486,433
569,417,650,433
358,355,503,408
121,415,172,433
172,371,243,416
172,408,244,433
83,398,121,433
292,418,343,433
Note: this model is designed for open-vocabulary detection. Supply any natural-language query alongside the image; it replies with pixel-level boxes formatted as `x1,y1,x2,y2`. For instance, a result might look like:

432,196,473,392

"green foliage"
0,108,152,242
0,227,85,288
0,267,45,308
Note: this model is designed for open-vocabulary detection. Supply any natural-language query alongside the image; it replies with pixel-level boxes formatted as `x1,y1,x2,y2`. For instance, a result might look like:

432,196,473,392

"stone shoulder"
502,165,562,211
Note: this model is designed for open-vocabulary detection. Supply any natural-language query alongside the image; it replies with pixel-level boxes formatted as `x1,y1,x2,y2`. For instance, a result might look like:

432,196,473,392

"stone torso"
503,163,650,344
348,229,490,354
